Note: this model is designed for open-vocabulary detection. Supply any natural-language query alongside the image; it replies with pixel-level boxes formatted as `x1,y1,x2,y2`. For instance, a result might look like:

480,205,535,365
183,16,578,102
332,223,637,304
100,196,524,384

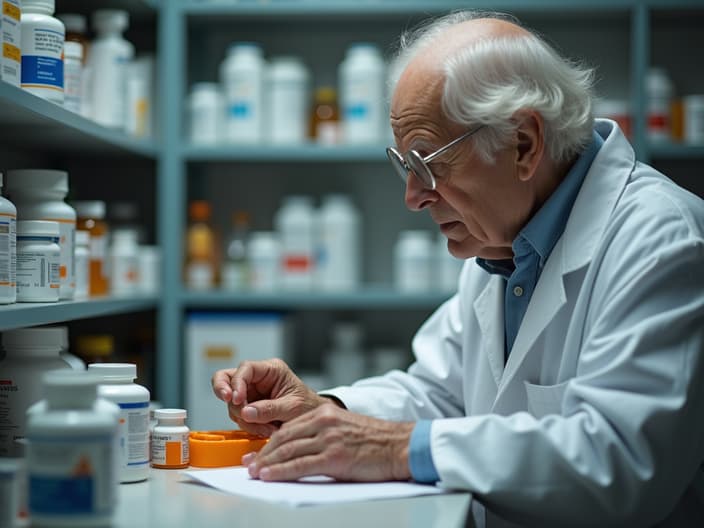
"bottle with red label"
646,67,674,142
275,195,315,291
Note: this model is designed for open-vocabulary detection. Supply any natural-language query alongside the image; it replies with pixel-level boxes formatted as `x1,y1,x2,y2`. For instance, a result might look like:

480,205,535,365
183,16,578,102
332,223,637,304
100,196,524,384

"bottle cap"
21,0,54,14
57,13,87,34
72,200,106,219
2,327,64,351
17,220,60,238
63,41,84,60
42,370,99,409
6,170,69,196
155,408,187,420
88,362,137,381
93,9,129,34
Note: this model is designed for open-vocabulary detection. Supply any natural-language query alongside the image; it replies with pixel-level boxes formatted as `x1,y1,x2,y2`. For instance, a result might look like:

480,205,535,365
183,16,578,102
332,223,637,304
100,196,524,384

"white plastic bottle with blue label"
339,43,385,144
88,363,150,483
220,42,265,144
0,173,17,304
20,0,64,103
26,370,118,527
88,10,134,129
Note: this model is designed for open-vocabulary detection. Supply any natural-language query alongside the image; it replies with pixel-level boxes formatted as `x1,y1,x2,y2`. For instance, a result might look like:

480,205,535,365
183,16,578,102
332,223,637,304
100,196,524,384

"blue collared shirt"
409,130,603,484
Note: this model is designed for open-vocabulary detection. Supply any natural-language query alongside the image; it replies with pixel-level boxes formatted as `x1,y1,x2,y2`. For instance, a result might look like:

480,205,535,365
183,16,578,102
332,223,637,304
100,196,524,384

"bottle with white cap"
63,40,83,113
316,194,361,291
0,173,17,304
15,220,61,302
109,228,139,295
0,327,70,457
266,56,310,144
88,363,150,483
87,9,134,129
394,230,432,292
26,370,118,527
20,0,65,103
6,169,76,300
188,82,222,145
151,409,189,469
275,195,316,291
220,42,265,143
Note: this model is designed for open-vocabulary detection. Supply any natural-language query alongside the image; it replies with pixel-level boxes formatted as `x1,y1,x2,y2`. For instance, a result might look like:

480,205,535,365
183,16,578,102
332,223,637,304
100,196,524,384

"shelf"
181,0,636,16
0,83,158,158
648,142,704,159
0,295,159,331
183,143,388,162
181,287,453,310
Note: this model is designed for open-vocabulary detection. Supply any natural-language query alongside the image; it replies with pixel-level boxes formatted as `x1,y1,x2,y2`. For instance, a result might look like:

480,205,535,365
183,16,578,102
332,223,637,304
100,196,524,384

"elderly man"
212,11,704,527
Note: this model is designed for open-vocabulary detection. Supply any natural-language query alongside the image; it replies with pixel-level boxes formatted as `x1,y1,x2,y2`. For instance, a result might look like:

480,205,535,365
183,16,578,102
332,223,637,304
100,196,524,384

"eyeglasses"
386,125,484,190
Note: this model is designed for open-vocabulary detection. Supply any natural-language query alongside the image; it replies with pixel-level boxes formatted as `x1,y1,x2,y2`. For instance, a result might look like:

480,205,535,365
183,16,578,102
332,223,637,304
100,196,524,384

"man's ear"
513,110,544,182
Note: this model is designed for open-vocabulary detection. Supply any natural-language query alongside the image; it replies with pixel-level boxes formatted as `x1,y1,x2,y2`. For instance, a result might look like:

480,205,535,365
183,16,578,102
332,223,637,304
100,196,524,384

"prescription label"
16,250,60,296
151,431,189,468
1,0,21,86
0,213,16,288
116,402,150,469
28,434,115,516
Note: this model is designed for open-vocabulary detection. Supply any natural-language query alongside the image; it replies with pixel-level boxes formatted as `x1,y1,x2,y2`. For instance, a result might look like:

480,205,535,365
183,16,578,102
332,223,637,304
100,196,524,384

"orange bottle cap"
188,430,268,468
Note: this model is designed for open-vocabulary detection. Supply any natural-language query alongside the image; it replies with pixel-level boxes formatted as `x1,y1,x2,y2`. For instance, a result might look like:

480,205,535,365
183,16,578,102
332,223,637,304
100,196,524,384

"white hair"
390,11,596,164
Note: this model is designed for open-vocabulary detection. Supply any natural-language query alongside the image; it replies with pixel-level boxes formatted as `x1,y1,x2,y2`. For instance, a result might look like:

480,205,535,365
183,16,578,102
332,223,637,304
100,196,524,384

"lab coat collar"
496,119,635,393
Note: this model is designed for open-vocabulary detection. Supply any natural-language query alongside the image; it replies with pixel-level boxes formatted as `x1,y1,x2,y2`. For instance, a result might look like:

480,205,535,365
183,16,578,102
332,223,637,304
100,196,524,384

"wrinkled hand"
243,404,414,482
211,358,331,437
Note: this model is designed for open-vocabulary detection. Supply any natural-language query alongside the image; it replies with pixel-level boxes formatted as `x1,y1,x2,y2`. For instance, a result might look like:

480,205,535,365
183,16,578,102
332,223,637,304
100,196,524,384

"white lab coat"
327,120,704,527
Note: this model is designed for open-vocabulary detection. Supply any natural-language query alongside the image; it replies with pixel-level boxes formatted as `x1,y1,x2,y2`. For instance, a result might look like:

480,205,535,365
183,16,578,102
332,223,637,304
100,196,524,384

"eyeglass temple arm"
423,125,484,163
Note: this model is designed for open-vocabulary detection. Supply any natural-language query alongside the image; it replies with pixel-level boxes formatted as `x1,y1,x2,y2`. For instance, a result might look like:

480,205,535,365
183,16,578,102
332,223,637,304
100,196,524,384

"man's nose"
404,171,438,211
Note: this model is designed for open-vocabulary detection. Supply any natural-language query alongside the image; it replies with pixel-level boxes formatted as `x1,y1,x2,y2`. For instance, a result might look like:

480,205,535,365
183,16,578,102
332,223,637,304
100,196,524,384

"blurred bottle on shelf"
309,86,340,145
324,322,366,387
316,194,361,292
110,228,139,295
75,334,114,365
185,200,218,290
646,67,674,142
57,13,88,63
109,201,145,244
221,210,250,291
188,82,222,145
275,195,315,291
266,56,310,144
73,200,110,297
247,231,280,292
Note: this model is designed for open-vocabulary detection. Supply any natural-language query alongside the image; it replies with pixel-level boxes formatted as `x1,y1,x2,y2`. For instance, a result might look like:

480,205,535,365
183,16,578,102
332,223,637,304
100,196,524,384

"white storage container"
188,82,222,145
88,10,134,129
0,327,70,457
266,56,309,144
20,0,64,103
316,194,361,291
394,230,432,292
275,195,316,291
339,43,386,144
185,311,291,430
88,363,150,483
6,169,76,300
220,42,265,144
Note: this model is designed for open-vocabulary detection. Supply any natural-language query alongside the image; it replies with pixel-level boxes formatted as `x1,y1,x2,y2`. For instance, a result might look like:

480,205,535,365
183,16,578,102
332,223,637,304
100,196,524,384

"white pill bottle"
0,173,17,304
151,409,189,469
316,194,361,291
6,169,76,300
26,370,118,527
339,43,386,144
275,195,316,291
16,220,61,302
88,363,150,483
20,0,64,103
394,230,432,293
220,42,265,144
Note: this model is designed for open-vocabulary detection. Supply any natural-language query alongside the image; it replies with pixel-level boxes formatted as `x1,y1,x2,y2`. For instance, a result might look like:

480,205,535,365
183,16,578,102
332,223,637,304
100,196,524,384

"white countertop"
114,468,473,528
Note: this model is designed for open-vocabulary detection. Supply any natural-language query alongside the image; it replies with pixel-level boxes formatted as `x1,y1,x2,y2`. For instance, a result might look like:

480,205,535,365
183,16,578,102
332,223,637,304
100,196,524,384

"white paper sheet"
182,466,448,507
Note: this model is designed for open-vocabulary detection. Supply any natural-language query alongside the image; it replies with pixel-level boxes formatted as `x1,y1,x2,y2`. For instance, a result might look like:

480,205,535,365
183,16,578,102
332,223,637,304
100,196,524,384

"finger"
254,453,327,482
248,438,324,479
228,405,278,438
241,396,307,425
211,368,238,402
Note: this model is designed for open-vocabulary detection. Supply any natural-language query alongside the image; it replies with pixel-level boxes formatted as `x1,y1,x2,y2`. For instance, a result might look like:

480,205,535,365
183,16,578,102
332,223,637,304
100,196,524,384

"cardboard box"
185,311,291,431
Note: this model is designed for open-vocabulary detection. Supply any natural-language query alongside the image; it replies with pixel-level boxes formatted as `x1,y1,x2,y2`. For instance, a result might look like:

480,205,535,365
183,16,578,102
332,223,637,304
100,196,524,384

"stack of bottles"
187,41,389,146
0,3,153,137
183,194,362,292
0,169,160,305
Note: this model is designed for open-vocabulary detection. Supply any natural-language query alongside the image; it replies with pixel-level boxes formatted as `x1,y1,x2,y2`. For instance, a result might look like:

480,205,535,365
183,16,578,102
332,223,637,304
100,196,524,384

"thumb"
241,396,300,424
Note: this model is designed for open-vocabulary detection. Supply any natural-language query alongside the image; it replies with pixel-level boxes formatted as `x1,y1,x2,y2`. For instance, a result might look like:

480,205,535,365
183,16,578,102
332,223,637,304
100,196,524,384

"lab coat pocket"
524,380,569,419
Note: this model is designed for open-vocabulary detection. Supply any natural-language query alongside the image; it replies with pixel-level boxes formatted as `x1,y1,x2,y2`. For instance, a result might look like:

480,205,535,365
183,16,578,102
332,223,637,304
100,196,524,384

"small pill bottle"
26,370,118,527
151,409,189,469
88,363,150,483
16,220,61,302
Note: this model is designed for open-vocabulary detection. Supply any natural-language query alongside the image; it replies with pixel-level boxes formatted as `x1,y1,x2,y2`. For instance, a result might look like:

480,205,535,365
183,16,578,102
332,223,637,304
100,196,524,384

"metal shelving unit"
150,0,704,407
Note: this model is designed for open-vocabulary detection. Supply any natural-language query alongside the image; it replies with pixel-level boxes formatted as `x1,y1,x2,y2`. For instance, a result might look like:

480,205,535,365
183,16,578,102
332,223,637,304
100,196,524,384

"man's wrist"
319,394,347,409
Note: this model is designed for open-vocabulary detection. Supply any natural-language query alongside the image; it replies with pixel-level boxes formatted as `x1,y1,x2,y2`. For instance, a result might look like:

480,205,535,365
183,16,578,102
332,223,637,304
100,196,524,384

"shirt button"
513,286,524,297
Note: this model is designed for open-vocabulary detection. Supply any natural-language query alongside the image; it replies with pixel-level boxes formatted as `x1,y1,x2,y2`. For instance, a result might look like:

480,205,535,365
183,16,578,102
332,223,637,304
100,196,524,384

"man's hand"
242,404,414,482
211,358,331,437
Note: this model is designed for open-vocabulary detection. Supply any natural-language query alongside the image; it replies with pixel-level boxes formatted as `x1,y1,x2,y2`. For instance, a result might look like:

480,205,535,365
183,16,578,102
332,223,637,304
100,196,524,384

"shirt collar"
478,129,604,275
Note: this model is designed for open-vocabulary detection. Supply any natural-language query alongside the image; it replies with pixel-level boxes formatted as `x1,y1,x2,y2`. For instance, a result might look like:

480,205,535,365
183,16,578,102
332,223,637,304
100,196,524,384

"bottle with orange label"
151,409,189,469
185,200,219,289
6,169,76,300
73,200,110,296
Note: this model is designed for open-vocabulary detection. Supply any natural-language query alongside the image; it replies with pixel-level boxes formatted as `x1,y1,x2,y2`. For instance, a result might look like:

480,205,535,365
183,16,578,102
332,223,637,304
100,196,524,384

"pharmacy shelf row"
0,295,158,332
0,83,158,158
177,0,704,16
